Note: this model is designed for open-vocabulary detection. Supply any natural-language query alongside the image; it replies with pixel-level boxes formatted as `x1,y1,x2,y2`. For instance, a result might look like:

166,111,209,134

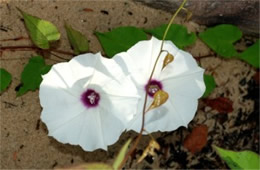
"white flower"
39,53,140,151
114,37,205,133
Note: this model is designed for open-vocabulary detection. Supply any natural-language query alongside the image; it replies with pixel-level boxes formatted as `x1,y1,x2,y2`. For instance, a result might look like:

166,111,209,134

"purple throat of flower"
81,89,100,108
145,79,163,97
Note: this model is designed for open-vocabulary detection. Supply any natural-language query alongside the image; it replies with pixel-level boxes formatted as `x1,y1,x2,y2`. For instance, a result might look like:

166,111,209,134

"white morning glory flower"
114,37,205,133
39,53,140,151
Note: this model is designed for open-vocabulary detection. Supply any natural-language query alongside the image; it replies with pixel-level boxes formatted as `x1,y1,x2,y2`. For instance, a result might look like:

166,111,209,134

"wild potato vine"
0,1,259,169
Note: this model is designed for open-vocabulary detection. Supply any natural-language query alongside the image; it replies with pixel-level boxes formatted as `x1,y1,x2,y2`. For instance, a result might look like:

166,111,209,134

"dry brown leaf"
183,124,208,154
204,97,233,113
137,139,160,163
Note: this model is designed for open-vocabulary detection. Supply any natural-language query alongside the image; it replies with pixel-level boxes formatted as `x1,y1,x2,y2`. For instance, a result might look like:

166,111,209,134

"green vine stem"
118,0,187,169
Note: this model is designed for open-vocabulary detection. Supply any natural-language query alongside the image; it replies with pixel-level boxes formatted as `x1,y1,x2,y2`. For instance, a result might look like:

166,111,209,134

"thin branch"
194,54,214,61
0,36,29,41
49,51,70,61
0,45,74,61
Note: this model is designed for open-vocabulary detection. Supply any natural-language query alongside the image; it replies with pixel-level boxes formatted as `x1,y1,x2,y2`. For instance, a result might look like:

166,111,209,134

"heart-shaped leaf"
17,56,51,96
18,8,60,49
145,24,196,49
137,139,160,163
213,145,260,169
65,23,89,55
0,68,12,93
203,74,216,98
95,26,147,58
199,24,242,58
238,40,259,68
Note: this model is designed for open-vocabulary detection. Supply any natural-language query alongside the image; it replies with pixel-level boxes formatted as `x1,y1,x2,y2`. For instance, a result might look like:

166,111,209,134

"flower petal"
98,108,126,146
41,101,85,132
48,108,107,151
160,49,201,80
128,94,198,133
68,53,99,80
162,68,205,98
113,37,178,86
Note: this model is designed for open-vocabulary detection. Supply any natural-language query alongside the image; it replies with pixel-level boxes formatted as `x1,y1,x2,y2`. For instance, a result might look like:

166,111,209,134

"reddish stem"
194,54,214,61
0,45,74,56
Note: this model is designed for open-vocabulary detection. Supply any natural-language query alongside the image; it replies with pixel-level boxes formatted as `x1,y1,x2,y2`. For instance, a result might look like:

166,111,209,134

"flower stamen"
145,80,163,97
81,89,100,108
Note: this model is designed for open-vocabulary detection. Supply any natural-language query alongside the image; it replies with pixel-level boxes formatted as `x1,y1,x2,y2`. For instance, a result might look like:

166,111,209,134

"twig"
0,36,29,41
0,45,74,61
49,51,70,61
194,54,214,61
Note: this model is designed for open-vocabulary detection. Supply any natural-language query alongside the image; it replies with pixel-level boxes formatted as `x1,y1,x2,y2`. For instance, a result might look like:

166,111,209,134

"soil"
0,0,259,169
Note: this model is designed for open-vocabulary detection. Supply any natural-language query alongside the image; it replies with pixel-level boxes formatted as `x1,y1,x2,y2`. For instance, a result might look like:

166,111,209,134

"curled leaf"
65,23,89,55
0,68,12,93
162,53,174,69
213,145,260,169
17,8,60,49
183,124,208,153
204,97,233,113
113,139,132,170
137,139,160,163
147,90,169,111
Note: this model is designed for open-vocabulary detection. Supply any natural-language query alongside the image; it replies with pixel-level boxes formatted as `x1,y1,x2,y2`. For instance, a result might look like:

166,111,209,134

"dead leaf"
204,97,233,113
137,139,160,163
183,124,208,153
83,8,94,12
147,90,169,112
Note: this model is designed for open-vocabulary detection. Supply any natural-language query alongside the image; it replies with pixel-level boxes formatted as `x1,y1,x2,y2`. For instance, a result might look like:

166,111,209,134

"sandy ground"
0,0,259,169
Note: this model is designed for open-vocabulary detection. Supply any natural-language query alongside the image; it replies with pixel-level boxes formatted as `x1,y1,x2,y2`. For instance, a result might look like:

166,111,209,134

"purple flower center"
81,89,100,108
145,79,163,97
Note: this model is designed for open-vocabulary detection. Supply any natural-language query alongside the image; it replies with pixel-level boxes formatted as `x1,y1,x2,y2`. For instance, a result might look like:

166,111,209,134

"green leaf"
145,24,197,49
213,145,260,169
238,40,259,68
65,23,89,55
95,26,147,58
17,56,51,96
199,24,242,58
203,74,216,98
18,8,60,49
69,163,113,169
0,68,12,93
113,139,132,170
